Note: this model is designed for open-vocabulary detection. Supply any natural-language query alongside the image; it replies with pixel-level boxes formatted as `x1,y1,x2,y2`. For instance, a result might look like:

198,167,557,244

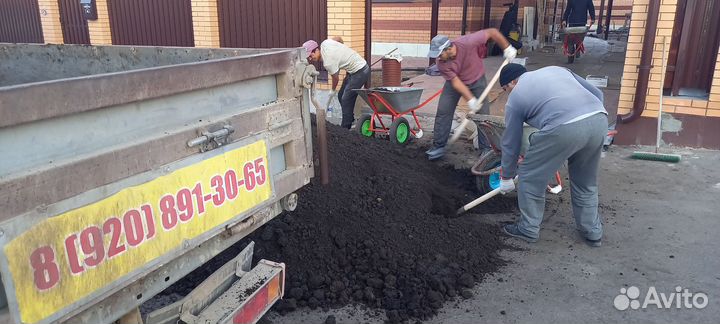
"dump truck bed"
0,44,313,324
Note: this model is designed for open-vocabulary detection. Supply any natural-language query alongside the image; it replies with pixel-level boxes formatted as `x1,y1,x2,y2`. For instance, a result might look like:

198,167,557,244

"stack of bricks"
324,0,366,89
37,0,63,44
191,0,220,48
617,0,720,119
87,0,112,45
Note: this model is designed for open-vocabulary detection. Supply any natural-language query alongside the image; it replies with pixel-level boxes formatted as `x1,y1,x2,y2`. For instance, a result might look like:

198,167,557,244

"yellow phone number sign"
4,140,273,323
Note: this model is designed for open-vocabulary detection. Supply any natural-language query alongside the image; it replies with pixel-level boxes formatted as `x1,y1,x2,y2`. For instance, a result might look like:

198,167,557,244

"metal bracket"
187,125,235,152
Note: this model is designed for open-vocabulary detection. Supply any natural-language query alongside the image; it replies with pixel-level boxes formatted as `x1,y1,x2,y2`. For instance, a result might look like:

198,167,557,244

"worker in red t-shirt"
426,30,517,160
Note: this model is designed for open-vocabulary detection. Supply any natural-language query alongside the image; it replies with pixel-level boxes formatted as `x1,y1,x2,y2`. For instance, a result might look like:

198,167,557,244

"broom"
631,36,681,163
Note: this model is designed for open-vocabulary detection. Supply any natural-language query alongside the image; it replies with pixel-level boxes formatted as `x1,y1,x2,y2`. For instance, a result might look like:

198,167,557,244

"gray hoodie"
501,66,607,178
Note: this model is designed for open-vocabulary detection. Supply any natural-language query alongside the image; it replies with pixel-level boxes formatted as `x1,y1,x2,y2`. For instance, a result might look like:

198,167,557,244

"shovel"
448,57,512,146
455,176,517,216
455,188,502,215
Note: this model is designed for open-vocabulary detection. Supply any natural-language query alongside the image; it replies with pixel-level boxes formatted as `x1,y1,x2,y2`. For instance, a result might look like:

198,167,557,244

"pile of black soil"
144,121,517,323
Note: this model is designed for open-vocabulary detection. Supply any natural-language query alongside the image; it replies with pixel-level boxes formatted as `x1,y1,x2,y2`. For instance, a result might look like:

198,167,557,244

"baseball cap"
428,35,451,58
302,40,319,58
500,63,527,86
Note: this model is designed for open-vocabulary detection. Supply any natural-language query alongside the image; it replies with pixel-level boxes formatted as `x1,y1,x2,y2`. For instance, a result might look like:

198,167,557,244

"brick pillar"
325,0,367,88
87,0,112,45
191,0,221,48
37,0,64,44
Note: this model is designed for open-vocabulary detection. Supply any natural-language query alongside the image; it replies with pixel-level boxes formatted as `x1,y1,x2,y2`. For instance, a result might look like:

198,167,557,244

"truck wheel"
476,154,502,194
281,193,298,212
358,114,374,138
390,117,410,145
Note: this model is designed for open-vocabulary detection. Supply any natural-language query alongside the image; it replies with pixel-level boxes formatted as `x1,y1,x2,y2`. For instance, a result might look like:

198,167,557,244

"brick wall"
372,1,513,44
191,0,220,48
87,0,111,45
618,0,720,119
322,0,367,89
371,0,633,46
328,0,366,57
37,0,63,44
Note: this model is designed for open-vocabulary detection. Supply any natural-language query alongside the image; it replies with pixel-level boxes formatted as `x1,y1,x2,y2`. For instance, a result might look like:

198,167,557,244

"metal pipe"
551,0,559,41
618,0,660,124
484,0,492,29
461,0,469,35
365,0,372,88
597,0,606,35
309,76,330,185
603,0,614,40
429,0,440,66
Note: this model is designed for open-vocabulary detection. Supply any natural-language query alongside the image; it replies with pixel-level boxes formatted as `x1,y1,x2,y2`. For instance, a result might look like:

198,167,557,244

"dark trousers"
432,77,489,147
338,64,370,128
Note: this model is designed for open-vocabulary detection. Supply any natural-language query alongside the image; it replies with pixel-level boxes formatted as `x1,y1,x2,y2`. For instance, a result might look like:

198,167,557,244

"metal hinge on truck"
145,242,285,324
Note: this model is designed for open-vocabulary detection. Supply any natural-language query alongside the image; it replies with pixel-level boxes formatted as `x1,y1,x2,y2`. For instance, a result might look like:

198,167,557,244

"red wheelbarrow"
562,26,589,64
355,87,442,145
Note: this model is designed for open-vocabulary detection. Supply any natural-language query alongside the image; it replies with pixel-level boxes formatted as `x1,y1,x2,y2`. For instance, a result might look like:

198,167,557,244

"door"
59,0,91,44
0,0,44,43
218,0,327,48
107,0,195,46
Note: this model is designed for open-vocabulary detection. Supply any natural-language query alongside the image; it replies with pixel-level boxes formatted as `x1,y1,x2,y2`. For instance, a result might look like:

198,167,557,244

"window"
664,0,720,97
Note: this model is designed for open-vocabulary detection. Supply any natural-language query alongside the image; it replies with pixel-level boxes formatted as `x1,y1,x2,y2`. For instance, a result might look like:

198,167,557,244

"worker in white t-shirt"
303,39,370,129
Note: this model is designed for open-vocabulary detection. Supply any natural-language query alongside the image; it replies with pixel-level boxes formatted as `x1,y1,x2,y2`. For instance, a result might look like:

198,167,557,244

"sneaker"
426,146,445,160
585,238,602,247
502,224,539,243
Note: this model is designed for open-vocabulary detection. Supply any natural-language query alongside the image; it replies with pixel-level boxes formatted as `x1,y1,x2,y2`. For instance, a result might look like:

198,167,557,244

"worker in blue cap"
425,29,517,160
496,63,608,247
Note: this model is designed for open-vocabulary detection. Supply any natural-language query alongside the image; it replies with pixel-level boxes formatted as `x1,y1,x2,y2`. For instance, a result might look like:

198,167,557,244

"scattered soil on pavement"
144,120,517,323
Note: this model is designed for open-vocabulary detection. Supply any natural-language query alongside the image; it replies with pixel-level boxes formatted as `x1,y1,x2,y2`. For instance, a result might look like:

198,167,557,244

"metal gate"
59,0,90,44
0,0,44,43
107,0,194,46
218,0,327,48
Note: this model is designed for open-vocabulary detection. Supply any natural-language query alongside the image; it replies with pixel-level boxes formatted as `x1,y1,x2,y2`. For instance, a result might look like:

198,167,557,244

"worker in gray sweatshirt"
496,64,607,247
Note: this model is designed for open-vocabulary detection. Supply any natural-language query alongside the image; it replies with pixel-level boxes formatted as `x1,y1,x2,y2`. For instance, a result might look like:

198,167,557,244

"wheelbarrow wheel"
476,154,502,194
390,117,410,145
358,114,374,138
567,42,576,64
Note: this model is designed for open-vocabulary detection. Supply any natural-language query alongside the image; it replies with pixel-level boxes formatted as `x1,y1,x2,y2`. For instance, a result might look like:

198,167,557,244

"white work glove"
503,46,517,61
499,178,516,194
468,97,482,112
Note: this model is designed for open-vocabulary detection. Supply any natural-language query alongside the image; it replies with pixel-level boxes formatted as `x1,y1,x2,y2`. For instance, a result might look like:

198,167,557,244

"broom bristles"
631,151,682,163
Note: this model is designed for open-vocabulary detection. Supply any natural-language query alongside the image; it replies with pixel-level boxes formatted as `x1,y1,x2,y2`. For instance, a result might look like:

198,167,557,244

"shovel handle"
456,188,502,215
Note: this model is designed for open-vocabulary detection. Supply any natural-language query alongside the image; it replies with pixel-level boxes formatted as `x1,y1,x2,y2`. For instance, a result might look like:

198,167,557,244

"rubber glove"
503,46,517,61
499,178,516,194
468,97,483,112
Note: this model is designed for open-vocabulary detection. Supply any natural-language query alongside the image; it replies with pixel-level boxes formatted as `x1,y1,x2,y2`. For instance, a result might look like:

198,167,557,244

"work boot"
425,146,445,160
502,224,538,243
